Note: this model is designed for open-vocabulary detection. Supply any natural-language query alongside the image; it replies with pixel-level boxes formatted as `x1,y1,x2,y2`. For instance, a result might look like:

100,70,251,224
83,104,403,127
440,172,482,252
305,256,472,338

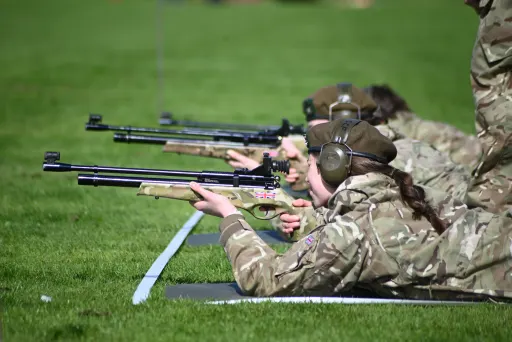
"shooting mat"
186,230,290,247
165,283,491,305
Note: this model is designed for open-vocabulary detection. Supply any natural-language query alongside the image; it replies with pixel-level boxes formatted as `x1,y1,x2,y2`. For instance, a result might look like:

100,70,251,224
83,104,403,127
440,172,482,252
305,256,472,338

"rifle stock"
137,182,315,241
138,183,297,221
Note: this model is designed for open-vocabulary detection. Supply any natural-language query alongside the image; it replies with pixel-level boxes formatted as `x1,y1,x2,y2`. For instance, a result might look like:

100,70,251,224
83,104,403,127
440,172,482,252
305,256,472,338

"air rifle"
42,152,314,241
86,115,309,191
86,114,291,143
159,112,306,135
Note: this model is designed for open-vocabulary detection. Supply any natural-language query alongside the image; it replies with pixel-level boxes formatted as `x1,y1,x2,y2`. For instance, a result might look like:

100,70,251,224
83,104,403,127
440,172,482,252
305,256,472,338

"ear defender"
318,119,359,186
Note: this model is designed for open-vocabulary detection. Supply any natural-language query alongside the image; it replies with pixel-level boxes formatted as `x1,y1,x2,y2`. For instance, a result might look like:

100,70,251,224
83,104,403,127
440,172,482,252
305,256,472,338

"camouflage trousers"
467,0,512,215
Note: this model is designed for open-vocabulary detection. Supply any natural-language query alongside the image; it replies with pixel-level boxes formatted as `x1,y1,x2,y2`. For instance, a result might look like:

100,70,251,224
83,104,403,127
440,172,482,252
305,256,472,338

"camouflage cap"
306,118,397,164
303,83,378,122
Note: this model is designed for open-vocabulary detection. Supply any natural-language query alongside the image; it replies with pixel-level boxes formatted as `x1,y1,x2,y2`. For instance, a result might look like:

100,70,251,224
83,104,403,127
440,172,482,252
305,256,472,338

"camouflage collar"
327,172,396,212
373,124,402,141
387,110,417,125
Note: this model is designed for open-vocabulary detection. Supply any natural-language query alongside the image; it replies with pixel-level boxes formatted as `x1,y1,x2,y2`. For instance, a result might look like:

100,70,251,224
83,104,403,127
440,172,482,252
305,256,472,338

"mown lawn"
1,0,511,341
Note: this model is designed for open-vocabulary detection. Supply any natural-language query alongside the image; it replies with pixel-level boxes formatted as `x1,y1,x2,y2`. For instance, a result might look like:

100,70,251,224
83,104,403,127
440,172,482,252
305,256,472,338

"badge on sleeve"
305,234,315,246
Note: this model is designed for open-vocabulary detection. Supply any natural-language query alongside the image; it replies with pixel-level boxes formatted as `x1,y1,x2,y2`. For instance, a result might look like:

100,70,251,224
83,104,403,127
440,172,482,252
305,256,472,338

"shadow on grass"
49,324,89,341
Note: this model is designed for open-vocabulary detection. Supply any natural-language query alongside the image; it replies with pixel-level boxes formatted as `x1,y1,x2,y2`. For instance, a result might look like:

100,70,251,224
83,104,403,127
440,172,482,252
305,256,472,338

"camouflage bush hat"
306,118,397,164
303,83,379,122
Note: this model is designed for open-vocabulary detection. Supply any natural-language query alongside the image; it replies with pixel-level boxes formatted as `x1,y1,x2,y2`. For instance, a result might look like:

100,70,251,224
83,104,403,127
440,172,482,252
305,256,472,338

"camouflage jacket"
219,172,512,300
386,111,483,170
377,123,472,202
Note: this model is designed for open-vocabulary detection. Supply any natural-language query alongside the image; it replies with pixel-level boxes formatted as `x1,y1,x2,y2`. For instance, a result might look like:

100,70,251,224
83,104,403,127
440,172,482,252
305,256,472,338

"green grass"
2,0,511,341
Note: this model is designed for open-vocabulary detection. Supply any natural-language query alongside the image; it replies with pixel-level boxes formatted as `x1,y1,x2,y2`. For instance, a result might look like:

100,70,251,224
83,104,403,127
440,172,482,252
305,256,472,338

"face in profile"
307,154,336,208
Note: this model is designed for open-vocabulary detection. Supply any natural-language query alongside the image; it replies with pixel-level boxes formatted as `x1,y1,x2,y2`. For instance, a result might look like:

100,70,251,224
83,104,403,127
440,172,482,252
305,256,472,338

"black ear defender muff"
329,83,361,121
309,119,389,186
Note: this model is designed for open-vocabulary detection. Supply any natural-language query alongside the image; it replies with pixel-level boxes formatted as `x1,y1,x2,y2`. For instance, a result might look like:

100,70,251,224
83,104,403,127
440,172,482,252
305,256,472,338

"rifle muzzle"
113,133,168,145
43,162,73,172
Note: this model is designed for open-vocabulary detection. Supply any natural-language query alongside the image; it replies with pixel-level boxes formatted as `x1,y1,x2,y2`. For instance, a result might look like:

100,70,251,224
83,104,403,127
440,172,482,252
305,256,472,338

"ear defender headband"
328,83,361,121
308,119,388,186
303,83,361,122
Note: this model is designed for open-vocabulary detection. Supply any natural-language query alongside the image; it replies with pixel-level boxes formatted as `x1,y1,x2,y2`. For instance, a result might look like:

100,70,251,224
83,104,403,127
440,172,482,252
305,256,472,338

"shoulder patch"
305,234,315,246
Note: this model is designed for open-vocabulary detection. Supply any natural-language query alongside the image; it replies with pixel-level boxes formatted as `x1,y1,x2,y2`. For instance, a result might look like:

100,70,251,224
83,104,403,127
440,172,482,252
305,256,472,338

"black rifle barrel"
160,114,306,135
77,174,276,189
113,133,279,148
42,151,288,189
43,162,279,182
86,122,281,144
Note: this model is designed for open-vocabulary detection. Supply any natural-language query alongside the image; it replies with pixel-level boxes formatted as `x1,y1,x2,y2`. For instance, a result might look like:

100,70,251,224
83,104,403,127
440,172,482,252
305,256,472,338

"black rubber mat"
186,230,290,246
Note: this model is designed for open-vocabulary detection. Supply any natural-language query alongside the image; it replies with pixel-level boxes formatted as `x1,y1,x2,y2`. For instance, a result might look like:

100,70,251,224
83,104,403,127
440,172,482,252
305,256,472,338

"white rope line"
133,211,205,305
207,297,484,305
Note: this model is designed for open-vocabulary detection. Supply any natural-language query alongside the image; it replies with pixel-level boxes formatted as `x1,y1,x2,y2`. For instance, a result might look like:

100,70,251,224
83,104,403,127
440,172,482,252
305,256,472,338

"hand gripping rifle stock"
42,152,315,241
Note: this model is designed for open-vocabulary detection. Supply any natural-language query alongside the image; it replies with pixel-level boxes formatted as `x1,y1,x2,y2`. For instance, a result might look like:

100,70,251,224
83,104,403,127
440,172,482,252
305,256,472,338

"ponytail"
351,158,447,235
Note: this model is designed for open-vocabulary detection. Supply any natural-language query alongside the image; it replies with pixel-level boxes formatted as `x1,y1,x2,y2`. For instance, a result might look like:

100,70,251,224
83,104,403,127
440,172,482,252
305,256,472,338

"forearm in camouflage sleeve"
220,213,369,297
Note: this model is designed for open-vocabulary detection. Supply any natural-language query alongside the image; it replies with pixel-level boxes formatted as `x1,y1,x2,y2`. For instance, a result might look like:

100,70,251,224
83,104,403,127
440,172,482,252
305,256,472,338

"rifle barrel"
160,115,306,135
43,162,207,177
43,162,282,190
42,151,287,189
87,123,281,144
43,162,276,180
160,118,280,131
77,174,276,189
113,133,279,148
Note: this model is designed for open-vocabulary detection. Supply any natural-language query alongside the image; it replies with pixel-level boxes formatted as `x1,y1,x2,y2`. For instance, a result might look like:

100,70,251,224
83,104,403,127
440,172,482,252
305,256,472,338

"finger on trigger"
292,199,305,206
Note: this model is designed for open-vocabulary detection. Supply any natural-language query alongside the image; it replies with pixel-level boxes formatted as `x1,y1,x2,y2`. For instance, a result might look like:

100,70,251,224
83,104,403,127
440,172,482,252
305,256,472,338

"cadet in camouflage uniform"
362,81,511,216
362,84,483,170
190,119,512,300
299,84,472,203
464,0,512,215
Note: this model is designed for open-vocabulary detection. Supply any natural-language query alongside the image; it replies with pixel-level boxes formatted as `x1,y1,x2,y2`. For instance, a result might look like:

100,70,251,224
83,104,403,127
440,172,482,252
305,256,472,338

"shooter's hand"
285,168,300,183
280,137,302,159
281,138,308,187
226,150,260,170
279,199,312,234
189,182,237,218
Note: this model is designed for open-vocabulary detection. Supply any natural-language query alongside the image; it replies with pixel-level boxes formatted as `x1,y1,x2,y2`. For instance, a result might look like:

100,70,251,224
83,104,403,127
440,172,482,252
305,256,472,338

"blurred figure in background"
348,0,373,8
362,84,482,170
